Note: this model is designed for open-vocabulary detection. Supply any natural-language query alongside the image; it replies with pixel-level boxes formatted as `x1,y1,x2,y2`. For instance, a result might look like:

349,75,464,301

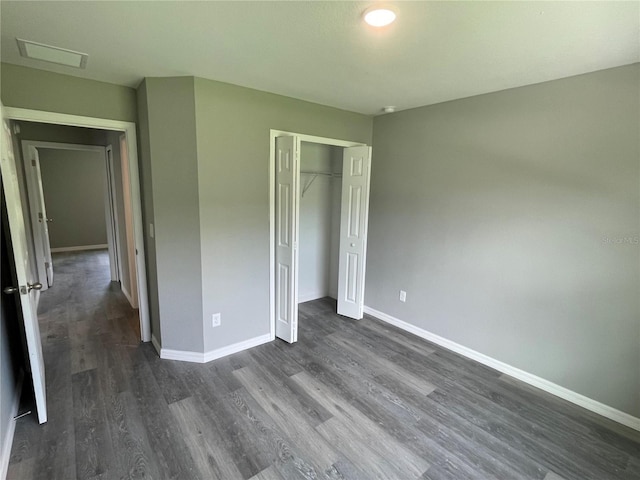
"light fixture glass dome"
364,8,396,27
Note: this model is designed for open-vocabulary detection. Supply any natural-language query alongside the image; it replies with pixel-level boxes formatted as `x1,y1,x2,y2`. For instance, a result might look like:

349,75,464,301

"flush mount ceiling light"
17,38,88,69
363,6,397,27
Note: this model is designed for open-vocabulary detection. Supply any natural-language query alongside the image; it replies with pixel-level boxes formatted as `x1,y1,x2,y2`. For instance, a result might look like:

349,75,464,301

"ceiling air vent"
16,38,88,69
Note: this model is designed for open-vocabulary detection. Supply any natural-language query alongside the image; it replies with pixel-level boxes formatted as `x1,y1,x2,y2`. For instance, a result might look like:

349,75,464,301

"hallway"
8,250,141,479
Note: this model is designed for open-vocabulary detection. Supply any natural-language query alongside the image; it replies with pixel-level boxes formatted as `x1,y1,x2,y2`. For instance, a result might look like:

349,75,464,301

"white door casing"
0,115,48,423
24,145,54,289
119,135,138,308
274,135,299,343
105,145,121,283
337,146,372,319
22,141,124,292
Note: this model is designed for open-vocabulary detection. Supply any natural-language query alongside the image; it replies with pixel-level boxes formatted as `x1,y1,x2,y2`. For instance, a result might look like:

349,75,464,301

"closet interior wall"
298,142,343,303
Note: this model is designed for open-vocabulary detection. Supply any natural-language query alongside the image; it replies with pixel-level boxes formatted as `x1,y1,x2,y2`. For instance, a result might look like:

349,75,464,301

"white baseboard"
160,333,272,364
151,334,161,356
363,306,640,432
160,347,203,363
298,291,328,303
1,370,23,480
50,244,108,253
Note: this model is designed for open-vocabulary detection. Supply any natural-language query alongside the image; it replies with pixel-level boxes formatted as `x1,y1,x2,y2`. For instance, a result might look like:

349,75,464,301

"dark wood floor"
7,250,640,480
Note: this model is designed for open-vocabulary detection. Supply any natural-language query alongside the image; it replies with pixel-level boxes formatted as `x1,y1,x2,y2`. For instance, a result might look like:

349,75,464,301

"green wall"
1,63,136,122
136,76,373,353
38,148,108,248
2,60,637,418
138,77,202,352
1,64,373,355
1,64,143,332
367,64,640,416
137,76,372,353
194,77,372,352
136,81,161,345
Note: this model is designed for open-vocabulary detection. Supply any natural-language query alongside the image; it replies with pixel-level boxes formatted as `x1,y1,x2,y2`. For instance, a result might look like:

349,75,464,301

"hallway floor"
6,250,640,479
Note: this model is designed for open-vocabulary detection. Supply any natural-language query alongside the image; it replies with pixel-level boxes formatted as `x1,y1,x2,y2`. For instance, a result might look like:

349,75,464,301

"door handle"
1,284,40,294
46,218,53,223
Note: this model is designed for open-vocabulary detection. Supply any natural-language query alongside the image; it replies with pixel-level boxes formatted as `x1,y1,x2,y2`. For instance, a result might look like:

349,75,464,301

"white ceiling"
1,1,638,115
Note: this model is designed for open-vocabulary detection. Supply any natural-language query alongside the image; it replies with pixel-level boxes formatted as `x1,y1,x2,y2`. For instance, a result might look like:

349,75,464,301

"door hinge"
45,261,50,268
31,158,36,167
38,212,43,222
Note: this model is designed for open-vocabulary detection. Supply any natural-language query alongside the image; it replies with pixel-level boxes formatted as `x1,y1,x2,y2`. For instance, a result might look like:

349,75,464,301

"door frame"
105,144,122,283
118,134,138,309
4,107,151,343
19,143,53,292
268,129,366,341
20,141,119,288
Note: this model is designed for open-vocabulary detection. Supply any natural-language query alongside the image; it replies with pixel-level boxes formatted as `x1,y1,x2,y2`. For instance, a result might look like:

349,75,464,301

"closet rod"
300,170,342,198
300,170,342,177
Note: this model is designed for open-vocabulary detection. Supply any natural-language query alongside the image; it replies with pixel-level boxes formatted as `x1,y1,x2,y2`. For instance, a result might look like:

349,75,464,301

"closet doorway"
270,131,372,343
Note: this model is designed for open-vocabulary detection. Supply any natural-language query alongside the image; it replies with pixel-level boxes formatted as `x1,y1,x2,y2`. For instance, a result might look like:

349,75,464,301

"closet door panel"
337,146,371,319
275,136,299,343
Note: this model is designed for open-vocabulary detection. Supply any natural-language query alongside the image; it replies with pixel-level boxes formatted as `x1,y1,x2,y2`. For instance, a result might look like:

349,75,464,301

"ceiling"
1,1,638,115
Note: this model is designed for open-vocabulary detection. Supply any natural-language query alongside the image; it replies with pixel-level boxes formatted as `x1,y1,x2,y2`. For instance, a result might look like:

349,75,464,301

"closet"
298,142,342,303
274,134,372,343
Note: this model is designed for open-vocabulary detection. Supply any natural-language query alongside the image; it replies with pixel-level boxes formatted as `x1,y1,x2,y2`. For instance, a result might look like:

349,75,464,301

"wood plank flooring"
7,250,640,479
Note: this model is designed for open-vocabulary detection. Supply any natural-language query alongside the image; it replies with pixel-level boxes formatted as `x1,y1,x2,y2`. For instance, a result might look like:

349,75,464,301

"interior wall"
1,63,137,122
16,121,103,145
38,148,108,249
136,81,161,345
194,76,373,353
137,77,202,353
13,122,104,271
367,63,640,416
299,142,333,302
0,65,143,328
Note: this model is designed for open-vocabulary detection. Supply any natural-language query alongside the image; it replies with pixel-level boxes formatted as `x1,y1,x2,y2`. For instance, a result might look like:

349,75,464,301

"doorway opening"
3,109,149,348
269,130,372,344
1,107,150,425
16,124,141,313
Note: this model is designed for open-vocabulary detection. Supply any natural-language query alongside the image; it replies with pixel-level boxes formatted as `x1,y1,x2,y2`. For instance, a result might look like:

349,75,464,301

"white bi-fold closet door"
275,135,372,344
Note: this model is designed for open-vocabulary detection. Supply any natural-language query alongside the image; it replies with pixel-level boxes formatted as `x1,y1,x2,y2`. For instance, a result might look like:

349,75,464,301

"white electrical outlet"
212,313,221,327
399,290,407,302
